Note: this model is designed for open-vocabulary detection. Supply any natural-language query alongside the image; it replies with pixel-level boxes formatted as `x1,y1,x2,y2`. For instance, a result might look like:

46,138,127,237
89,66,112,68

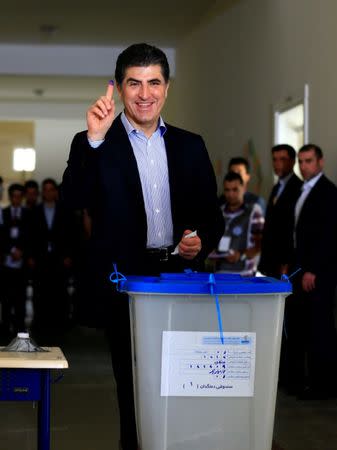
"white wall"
169,0,337,196
0,100,124,183
34,119,85,183
0,102,87,183
3,0,337,191
0,44,176,77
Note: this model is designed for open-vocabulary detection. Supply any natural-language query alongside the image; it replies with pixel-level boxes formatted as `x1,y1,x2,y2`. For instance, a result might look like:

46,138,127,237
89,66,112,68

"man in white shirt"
285,144,337,400
61,43,223,450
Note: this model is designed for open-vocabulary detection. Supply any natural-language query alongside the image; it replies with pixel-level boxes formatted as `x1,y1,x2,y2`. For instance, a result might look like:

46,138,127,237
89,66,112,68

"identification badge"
218,236,231,253
232,225,243,236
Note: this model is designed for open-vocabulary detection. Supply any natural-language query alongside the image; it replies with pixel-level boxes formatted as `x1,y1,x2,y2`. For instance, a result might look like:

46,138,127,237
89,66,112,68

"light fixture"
13,148,36,172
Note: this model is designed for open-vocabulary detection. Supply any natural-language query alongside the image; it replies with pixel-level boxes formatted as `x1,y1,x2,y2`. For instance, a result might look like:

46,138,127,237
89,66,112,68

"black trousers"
1,267,26,337
105,294,137,450
32,258,70,346
105,252,198,450
284,277,337,393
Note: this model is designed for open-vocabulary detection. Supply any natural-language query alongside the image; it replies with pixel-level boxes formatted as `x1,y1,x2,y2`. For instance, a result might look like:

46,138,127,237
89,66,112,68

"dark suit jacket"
27,202,75,267
61,115,224,324
61,116,224,326
1,206,31,261
62,115,223,271
259,173,302,276
295,174,337,282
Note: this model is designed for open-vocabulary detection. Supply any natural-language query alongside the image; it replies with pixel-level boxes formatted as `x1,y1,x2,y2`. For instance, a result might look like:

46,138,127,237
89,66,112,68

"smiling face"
117,65,169,137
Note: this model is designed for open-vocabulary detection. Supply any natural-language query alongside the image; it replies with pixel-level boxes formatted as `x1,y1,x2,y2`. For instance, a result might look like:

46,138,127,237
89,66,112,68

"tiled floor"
273,389,337,450
1,326,337,450
0,327,120,450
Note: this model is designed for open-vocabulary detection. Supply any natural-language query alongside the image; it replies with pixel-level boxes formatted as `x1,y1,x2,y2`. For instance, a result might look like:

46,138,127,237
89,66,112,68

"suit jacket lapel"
108,115,147,238
297,175,324,226
163,125,180,236
107,115,144,199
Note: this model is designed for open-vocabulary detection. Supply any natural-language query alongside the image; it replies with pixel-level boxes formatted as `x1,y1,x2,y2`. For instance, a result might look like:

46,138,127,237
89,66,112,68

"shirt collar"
121,111,167,137
223,203,245,214
278,172,293,187
44,203,55,210
303,171,323,190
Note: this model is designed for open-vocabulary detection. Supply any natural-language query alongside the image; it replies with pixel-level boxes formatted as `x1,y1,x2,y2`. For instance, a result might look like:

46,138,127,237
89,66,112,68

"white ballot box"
120,273,291,450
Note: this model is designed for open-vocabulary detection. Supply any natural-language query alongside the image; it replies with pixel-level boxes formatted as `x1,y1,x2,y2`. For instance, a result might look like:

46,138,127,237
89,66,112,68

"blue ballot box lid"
119,272,292,295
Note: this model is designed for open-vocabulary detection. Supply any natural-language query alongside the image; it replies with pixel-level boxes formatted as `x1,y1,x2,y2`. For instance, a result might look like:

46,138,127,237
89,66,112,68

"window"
13,148,36,172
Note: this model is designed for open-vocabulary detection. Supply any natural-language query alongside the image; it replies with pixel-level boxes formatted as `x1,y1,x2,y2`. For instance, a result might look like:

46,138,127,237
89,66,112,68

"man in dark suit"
286,144,337,399
28,178,75,344
0,184,30,339
258,145,302,392
24,179,40,210
61,43,223,450
259,144,302,278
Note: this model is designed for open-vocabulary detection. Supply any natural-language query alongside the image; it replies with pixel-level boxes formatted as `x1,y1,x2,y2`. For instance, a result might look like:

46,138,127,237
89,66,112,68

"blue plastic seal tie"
281,267,302,282
208,274,224,344
109,263,127,291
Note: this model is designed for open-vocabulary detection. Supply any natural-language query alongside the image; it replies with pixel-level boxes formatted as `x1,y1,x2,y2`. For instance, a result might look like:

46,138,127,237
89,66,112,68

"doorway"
274,84,309,178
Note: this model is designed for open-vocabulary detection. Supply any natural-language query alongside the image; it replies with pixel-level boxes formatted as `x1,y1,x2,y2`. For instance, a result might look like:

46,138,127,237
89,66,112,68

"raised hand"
87,80,115,141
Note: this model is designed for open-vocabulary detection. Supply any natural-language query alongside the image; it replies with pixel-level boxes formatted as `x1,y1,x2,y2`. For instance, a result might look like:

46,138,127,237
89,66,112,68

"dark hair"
271,144,296,160
223,171,244,185
8,183,24,196
228,157,250,174
24,179,39,191
42,178,58,189
298,143,323,159
115,43,170,85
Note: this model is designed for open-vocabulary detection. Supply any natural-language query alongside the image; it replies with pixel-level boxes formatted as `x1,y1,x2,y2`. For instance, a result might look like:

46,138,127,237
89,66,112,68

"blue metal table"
0,347,68,450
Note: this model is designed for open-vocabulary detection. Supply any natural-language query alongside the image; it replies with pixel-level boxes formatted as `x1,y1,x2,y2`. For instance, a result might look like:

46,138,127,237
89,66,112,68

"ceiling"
0,1,236,104
1,1,231,47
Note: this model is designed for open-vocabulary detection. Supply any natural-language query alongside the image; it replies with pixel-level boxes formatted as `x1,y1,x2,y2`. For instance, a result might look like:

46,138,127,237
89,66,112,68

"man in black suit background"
0,184,29,338
28,178,75,345
61,43,223,450
286,144,337,399
258,145,302,391
259,144,302,278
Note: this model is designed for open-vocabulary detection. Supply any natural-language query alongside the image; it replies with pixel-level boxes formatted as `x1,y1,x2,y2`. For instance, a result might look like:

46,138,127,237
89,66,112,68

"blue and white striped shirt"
88,112,173,248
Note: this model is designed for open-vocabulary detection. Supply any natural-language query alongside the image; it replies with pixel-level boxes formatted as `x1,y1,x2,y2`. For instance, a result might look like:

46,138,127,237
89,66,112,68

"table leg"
38,369,51,450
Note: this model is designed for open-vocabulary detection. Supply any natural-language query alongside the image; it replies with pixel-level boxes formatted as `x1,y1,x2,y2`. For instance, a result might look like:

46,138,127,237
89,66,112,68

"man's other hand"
302,272,316,292
178,229,202,260
225,250,240,264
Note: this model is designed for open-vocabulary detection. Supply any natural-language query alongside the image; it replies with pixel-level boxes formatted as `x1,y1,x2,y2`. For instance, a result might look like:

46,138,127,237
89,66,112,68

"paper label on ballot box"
161,331,256,397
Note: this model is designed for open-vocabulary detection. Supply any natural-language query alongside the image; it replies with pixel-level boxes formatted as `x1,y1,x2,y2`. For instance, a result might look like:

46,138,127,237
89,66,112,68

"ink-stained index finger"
106,80,114,100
